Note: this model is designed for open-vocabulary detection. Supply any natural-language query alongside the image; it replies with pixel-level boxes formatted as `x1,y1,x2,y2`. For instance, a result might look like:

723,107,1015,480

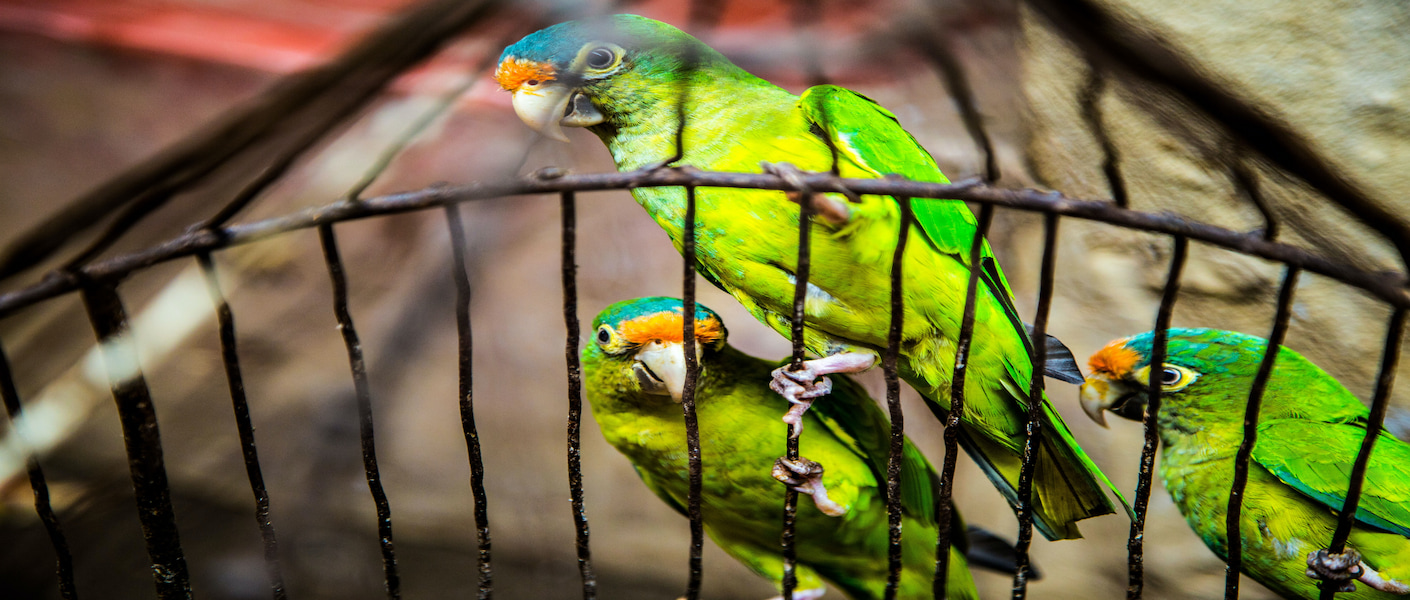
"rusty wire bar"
317,224,400,600
559,191,597,599
1025,0,1410,267
9,173,1407,320
1316,307,1407,600
1126,235,1188,599
679,185,706,600
1078,68,1128,208
882,197,913,600
1228,158,1277,242
934,203,994,596
0,0,508,282
444,205,494,597
0,339,78,599
1222,266,1299,599
781,185,816,600
1011,213,1060,598
196,253,287,600
79,281,192,600
913,33,1000,183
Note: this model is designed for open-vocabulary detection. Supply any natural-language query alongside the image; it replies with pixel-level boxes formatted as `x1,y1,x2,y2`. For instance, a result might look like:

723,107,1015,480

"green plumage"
1096,328,1410,599
501,14,1120,541
582,297,982,599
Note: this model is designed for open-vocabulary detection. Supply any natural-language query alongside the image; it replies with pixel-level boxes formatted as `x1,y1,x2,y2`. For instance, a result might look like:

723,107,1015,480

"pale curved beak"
634,341,687,402
1079,376,1114,428
511,83,605,143
1079,374,1145,427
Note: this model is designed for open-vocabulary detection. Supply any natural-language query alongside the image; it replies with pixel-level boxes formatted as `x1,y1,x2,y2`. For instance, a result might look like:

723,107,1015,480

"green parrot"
583,296,1035,600
498,15,1120,539
1079,328,1410,598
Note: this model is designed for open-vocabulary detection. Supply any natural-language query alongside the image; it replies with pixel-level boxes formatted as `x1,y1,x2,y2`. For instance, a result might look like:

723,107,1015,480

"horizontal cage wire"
0,1,1406,600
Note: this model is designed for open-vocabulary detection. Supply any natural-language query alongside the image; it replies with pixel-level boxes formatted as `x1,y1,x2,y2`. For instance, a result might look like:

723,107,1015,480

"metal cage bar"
933,202,995,596
882,196,915,599
1126,235,1188,599
680,184,706,600
1011,213,1061,598
0,339,78,599
79,281,193,600
1222,266,1300,599
559,191,598,599
444,205,494,597
197,253,288,600
1317,307,1407,599
781,184,816,600
317,224,401,600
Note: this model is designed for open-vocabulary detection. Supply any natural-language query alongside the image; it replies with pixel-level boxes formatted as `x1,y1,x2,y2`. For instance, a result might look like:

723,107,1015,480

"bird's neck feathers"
591,59,800,172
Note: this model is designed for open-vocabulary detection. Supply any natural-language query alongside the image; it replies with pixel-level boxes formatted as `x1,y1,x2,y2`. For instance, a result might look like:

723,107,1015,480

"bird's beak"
511,83,604,143
634,341,688,402
1078,374,1147,427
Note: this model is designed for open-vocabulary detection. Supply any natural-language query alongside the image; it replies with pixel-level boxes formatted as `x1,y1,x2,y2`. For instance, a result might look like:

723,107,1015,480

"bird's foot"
771,353,877,437
771,366,830,438
772,457,847,517
1307,548,1364,593
761,162,850,226
1355,561,1410,594
765,588,827,600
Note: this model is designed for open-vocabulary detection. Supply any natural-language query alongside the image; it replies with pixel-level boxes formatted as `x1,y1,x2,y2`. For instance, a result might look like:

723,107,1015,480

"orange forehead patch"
1089,339,1140,377
494,57,556,91
619,311,724,346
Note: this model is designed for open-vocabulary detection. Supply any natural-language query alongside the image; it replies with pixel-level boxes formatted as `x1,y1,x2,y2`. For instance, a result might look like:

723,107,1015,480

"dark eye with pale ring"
597,327,611,344
1161,367,1182,386
586,47,615,69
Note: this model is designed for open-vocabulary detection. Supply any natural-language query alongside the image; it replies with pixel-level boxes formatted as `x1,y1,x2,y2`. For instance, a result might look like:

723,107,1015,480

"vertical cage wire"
559,191,598,600
0,339,78,599
197,253,288,600
1317,307,1407,600
444,205,494,597
1126,235,1188,599
781,183,817,600
1011,213,1060,599
933,202,995,596
882,196,914,599
317,224,401,600
679,184,706,600
1222,266,1300,599
79,281,192,600
1076,68,1128,209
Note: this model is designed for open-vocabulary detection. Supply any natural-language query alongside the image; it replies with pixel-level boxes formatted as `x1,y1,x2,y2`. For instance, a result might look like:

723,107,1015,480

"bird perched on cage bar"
498,14,1122,539
1080,328,1410,598
582,297,1038,600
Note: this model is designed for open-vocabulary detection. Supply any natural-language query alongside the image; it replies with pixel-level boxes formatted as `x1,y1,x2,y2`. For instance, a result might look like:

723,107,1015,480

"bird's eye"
596,326,612,344
586,47,615,69
525,79,539,87
1161,367,1182,386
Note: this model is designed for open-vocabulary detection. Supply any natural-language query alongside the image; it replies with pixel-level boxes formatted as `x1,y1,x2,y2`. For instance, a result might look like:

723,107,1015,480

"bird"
497,14,1121,540
1080,327,1410,598
582,296,1037,600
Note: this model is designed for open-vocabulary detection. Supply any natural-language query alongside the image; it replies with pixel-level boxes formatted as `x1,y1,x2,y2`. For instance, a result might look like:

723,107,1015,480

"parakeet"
583,297,1027,600
498,15,1120,539
1079,328,1410,598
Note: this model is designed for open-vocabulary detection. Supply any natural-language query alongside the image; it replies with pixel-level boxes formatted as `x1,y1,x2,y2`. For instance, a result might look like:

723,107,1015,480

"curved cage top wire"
0,1,1406,600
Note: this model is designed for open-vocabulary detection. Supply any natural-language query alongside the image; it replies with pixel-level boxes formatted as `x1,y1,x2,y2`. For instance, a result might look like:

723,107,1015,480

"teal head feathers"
586,296,728,402
495,15,737,142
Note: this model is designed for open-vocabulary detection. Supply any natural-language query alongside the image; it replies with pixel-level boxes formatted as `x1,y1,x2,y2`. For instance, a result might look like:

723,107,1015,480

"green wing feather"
799,85,1125,537
798,86,1043,376
1254,419,1410,537
805,366,940,526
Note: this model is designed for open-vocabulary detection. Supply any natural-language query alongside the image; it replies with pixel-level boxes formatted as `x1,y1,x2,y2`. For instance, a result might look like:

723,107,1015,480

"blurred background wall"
0,0,1405,598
